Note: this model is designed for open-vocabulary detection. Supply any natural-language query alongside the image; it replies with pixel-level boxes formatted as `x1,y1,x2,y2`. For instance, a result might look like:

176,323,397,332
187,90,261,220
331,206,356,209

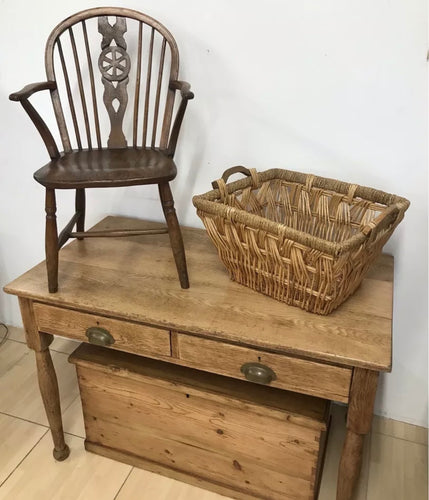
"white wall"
0,0,427,427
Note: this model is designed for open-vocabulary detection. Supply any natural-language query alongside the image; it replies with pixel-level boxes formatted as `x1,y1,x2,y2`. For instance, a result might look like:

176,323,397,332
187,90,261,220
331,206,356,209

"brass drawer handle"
86,327,115,347
240,362,277,385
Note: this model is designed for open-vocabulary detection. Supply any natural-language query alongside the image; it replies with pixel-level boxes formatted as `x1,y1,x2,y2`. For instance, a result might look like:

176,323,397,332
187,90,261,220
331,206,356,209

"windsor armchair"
9,7,193,292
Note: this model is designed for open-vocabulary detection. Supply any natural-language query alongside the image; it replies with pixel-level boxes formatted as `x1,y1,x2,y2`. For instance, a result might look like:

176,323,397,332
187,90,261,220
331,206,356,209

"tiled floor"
0,326,427,500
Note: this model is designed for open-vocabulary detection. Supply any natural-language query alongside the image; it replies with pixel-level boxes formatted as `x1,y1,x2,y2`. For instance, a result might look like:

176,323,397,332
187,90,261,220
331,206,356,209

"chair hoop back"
45,7,180,152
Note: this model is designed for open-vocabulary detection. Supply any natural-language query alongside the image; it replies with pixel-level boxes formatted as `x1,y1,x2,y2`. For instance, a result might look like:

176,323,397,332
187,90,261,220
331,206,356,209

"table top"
5,216,393,371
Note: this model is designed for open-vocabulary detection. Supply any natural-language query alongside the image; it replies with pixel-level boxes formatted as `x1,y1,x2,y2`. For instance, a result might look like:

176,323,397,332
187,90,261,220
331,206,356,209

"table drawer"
176,334,351,402
33,303,171,359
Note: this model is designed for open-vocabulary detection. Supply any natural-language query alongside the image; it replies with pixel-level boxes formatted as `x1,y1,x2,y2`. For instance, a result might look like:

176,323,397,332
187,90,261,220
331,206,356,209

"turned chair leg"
158,182,189,289
75,188,85,240
45,188,59,293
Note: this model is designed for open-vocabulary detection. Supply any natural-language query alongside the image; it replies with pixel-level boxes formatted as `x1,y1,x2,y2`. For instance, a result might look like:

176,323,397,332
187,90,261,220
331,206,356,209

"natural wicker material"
193,167,409,315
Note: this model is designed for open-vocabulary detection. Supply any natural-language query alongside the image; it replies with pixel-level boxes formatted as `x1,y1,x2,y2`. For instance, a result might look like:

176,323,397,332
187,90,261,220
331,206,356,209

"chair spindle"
133,21,143,148
69,27,92,149
82,20,102,149
57,38,82,150
152,38,166,148
142,27,154,147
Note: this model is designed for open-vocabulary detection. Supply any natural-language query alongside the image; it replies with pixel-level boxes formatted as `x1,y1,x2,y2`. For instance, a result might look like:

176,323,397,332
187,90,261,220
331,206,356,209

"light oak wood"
72,343,329,499
337,431,364,500
78,370,322,478
3,216,395,498
4,216,394,372
85,439,315,500
177,334,352,402
34,303,171,359
18,298,70,460
318,405,370,500
337,369,379,500
69,343,328,429
18,298,53,351
170,330,180,357
346,369,379,435
34,349,69,460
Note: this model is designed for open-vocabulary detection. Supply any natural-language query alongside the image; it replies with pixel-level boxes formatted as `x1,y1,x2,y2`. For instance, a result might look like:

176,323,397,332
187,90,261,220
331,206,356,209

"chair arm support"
9,81,60,159
9,81,57,102
166,81,194,157
169,80,194,100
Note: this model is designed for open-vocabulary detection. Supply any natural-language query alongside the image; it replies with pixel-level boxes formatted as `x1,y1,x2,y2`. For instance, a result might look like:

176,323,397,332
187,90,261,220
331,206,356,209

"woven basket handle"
361,203,403,241
211,166,253,189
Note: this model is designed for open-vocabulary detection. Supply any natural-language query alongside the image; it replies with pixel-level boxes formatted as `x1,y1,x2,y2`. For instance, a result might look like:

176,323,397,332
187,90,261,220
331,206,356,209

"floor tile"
62,396,85,438
6,325,80,355
0,340,79,426
116,468,229,500
0,433,131,500
318,404,369,500
367,431,428,500
0,413,47,486
50,337,81,355
372,415,428,445
1,335,427,500
3,325,23,343
0,339,28,373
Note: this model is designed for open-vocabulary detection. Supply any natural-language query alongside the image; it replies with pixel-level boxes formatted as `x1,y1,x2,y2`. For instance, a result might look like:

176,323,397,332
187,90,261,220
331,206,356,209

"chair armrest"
166,81,194,157
9,81,57,102
169,80,194,100
9,81,60,159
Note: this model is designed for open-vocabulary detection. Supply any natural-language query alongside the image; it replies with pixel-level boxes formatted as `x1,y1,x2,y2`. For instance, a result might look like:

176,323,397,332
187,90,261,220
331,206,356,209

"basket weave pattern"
193,168,409,315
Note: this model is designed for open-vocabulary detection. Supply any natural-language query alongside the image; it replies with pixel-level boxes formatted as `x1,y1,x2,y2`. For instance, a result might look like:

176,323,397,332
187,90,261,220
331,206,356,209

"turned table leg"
337,368,379,500
19,298,70,461
35,348,70,460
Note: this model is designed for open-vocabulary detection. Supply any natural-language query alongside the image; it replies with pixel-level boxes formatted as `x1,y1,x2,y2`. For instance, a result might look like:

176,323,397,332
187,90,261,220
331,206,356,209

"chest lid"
69,342,329,430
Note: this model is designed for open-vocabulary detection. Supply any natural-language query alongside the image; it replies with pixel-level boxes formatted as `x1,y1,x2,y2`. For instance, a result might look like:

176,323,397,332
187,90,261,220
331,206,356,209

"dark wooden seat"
9,7,193,292
34,148,177,189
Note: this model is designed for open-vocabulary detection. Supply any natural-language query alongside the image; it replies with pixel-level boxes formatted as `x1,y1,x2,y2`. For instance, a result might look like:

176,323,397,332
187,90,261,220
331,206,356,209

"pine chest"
70,343,330,500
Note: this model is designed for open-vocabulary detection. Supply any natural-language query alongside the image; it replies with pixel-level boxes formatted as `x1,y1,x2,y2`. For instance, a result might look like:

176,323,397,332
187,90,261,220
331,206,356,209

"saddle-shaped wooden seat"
34,148,177,189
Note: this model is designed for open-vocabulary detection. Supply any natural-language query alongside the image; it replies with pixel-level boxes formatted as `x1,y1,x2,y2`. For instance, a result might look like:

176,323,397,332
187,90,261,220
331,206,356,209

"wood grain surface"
176,334,352,402
69,344,328,429
4,216,393,371
73,343,328,500
34,303,171,359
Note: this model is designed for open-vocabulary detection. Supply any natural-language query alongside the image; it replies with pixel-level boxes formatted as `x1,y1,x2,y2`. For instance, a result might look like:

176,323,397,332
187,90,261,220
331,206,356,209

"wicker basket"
192,166,409,315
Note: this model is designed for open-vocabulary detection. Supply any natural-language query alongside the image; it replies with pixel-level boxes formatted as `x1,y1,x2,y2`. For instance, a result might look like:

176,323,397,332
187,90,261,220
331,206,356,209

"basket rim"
192,168,410,256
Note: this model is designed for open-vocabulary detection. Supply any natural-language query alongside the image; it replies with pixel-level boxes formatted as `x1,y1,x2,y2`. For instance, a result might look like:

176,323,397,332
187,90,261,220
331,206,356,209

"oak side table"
4,216,394,500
